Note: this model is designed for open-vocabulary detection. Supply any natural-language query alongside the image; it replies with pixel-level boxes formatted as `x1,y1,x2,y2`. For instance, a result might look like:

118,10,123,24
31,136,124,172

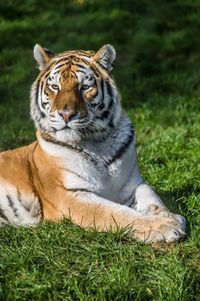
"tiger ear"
33,44,54,70
94,44,116,72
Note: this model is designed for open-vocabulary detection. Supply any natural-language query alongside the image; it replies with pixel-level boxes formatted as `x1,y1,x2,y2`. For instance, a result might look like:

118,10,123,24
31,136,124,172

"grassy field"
0,1,200,300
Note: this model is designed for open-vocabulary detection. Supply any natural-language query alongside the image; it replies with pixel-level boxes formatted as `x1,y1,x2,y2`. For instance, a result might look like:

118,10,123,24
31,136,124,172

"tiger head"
31,44,122,143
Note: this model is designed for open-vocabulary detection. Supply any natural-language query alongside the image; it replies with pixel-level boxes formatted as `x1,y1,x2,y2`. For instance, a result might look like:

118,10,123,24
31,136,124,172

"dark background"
1,0,200,107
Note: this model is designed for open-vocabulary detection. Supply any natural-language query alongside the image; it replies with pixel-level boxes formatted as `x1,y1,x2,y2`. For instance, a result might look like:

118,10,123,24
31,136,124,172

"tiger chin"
0,44,186,243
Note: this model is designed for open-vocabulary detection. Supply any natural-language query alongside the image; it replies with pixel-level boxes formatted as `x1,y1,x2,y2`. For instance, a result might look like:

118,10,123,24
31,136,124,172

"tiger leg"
46,191,186,243
132,183,186,242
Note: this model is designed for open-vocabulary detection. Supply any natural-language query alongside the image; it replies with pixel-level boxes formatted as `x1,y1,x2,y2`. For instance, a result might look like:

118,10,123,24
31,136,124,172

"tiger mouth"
53,114,93,132
55,125,70,132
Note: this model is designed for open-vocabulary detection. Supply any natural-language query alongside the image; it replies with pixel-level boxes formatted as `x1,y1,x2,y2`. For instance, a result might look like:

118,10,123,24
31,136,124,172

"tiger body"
0,44,186,242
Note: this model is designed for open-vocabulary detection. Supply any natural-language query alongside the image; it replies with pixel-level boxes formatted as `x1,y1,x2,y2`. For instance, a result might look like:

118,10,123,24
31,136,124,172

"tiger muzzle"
59,110,77,123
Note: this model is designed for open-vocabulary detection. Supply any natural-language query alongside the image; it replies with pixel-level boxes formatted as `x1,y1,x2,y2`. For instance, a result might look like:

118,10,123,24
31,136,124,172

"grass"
0,221,198,301
0,1,200,300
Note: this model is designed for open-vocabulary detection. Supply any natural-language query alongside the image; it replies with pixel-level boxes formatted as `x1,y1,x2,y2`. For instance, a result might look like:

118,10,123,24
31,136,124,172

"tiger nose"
59,110,77,122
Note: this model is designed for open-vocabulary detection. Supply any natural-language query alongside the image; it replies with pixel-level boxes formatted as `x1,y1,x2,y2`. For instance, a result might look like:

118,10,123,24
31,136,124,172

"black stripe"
41,133,99,166
108,119,114,128
97,98,114,120
44,48,54,58
53,57,69,65
35,81,45,118
96,61,108,72
54,62,68,71
17,188,22,203
65,188,93,193
98,80,105,110
60,69,67,77
42,101,49,106
38,124,49,133
106,81,114,99
108,98,113,110
0,208,9,222
77,69,87,75
39,59,65,80
97,81,114,115
100,110,109,119
101,80,104,102
80,58,90,65
40,81,46,110
71,70,78,79
17,189,31,212
93,77,97,86
51,71,59,77
78,51,92,58
74,63,86,70
43,70,52,80
106,126,134,165
6,195,18,217
91,102,98,108
56,180,93,194
90,66,100,78
35,81,39,106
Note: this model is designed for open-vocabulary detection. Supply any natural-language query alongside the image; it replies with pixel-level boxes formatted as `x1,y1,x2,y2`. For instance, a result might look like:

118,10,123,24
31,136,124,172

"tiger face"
31,44,121,143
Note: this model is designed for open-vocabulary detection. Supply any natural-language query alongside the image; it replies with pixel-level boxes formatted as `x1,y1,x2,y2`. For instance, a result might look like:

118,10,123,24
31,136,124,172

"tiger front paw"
135,206,187,243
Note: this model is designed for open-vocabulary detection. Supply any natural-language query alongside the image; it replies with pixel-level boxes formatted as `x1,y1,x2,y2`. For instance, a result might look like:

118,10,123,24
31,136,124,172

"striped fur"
31,45,120,144
0,45,186,243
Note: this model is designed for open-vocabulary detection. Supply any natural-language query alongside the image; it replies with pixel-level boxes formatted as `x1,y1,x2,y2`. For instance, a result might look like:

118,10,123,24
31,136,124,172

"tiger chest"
61,144,138,203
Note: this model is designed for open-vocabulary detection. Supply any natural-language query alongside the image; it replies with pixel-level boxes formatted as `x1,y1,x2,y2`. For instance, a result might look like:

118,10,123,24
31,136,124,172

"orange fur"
0,131,184,242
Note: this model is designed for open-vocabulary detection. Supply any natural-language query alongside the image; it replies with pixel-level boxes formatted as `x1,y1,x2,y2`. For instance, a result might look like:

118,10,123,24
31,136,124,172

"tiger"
0,44,186,243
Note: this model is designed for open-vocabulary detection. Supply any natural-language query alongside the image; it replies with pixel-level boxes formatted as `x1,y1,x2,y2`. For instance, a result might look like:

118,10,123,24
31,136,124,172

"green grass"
1,221,199,301
0,1,200,300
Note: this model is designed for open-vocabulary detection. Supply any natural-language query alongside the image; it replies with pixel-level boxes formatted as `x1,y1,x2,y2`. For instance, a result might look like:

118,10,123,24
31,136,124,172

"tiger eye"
82,84,90,90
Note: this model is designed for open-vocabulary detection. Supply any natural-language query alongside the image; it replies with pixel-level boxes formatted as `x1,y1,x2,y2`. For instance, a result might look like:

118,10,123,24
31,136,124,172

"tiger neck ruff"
0,44,186,243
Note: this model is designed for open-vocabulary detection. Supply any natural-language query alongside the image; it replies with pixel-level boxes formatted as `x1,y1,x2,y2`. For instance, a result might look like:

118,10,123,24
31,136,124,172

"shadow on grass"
160,184,200,212
159,184,200,237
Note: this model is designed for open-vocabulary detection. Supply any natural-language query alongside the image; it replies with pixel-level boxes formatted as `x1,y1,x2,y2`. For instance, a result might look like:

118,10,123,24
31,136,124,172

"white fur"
0,181,41,226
